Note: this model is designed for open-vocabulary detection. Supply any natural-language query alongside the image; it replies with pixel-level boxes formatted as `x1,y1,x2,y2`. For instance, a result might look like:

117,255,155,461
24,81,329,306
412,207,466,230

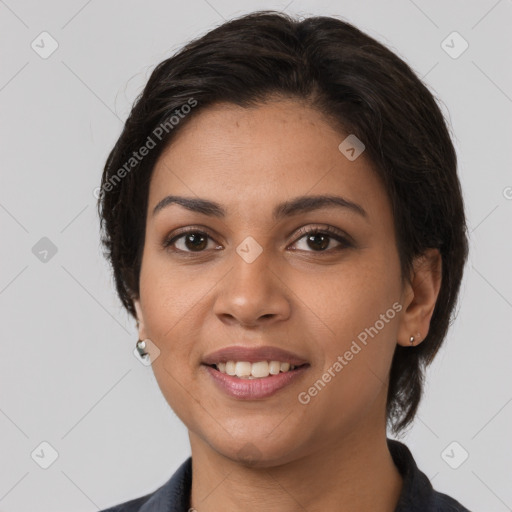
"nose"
212,246,291,328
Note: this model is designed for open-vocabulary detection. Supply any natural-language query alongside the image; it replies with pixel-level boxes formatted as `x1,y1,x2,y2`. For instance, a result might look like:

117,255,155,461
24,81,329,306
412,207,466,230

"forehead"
148,99,389,222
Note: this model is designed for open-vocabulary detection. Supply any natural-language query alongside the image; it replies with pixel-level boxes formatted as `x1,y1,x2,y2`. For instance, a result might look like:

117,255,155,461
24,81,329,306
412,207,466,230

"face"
134,98,418,466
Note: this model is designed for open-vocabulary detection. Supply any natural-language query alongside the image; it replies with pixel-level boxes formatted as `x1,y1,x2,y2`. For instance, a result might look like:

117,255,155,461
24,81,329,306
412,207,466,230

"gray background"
1,0,511,510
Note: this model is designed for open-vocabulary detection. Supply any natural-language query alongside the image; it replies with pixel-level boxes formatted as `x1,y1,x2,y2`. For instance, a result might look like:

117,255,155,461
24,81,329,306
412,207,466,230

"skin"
133,98,442,512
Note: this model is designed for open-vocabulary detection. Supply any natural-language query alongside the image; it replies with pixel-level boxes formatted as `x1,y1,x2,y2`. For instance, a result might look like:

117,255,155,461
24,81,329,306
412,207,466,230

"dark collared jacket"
99,439,472,511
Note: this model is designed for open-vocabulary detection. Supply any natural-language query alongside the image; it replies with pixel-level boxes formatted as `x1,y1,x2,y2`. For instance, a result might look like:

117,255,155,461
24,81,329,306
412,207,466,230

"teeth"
225,361,236,375
269,361,281,375
235,361,252,377
214,360,299,378
280,362,290,372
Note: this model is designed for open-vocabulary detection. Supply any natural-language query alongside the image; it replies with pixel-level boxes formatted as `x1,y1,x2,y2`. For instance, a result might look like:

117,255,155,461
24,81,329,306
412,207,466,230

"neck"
188,407,403,512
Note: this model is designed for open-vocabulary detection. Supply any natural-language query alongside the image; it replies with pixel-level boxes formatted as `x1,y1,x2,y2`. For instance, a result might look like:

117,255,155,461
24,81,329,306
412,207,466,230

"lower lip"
202,364,309,399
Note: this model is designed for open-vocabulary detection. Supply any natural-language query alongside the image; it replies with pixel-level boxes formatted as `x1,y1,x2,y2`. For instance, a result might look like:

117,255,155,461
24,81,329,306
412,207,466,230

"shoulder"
98,457,193,512
387,439,473,512
99,492,154,512
431,488,473,512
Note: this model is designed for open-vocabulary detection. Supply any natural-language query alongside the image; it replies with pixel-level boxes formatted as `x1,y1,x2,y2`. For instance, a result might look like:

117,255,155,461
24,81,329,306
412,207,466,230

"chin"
207,431,306,468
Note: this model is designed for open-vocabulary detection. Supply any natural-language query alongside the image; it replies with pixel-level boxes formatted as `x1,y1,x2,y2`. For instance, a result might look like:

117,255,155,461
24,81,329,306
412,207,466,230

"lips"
202,345,309,366
203,364,309,399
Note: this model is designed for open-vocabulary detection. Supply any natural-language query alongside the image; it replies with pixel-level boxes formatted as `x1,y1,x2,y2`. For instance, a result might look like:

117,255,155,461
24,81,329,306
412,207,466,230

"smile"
211,360,303,378
203,362,310,399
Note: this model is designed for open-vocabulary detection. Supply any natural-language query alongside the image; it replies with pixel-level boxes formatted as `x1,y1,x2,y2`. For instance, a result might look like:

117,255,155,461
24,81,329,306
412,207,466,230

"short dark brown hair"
97,10,469,435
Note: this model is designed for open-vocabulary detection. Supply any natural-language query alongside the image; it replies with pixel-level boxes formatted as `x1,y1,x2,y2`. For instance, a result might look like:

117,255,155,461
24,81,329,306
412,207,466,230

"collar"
109,438,470,511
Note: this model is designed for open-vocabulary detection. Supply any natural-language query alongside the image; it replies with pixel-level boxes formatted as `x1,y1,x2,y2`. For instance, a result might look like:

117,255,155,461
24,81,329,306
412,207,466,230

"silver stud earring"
410,332,421,345
136,339,148,357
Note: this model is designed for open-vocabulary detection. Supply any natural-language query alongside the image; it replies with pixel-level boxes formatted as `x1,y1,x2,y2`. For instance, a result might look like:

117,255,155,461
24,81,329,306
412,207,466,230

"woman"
97,10,471,512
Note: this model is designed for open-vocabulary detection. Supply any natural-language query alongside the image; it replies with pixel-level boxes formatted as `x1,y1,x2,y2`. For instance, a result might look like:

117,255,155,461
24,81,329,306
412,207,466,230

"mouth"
203,361,310,379
201,345,310,399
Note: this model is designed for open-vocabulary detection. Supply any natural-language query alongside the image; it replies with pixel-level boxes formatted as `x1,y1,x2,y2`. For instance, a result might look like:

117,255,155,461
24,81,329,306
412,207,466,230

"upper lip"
202,345,309,366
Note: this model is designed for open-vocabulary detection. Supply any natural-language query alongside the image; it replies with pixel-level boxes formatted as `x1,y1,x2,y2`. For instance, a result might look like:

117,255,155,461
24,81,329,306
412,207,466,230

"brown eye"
163,229,221,253
290,226,353,253
304,232,330,251
180,232,208,251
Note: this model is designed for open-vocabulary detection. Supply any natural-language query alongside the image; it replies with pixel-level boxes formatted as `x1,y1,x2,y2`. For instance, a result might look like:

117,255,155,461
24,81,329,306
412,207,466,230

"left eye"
290,227,352,252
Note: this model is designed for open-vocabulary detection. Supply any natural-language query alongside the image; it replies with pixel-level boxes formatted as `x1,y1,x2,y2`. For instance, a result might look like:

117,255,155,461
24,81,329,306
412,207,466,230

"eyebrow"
152,194,368,221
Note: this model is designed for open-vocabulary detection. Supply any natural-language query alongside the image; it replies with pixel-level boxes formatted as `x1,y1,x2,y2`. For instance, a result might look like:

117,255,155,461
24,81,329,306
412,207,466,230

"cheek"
297,303,400,438
294,251,401,339
139,266,204,426
294,253,401,422
138,254,215,399
139,251,210,337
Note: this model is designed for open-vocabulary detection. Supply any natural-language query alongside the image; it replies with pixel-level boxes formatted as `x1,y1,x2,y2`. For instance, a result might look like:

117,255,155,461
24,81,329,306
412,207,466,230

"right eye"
162,229,223,253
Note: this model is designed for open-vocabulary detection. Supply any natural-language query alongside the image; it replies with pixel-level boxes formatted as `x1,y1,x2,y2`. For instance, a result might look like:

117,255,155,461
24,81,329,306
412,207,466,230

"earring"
410,332,421,345
136,339,149,357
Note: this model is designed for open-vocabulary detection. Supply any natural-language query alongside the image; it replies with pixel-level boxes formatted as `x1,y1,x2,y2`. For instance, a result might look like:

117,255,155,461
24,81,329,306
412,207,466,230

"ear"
397,248,442,347
133,298,148,341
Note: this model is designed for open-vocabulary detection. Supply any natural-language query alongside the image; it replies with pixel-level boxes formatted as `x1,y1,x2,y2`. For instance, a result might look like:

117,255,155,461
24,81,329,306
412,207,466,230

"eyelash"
162,225,353,255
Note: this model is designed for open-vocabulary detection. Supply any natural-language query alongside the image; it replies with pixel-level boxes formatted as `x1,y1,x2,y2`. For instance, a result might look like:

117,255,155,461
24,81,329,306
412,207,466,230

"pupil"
186,233,207,251
308,233,328,251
